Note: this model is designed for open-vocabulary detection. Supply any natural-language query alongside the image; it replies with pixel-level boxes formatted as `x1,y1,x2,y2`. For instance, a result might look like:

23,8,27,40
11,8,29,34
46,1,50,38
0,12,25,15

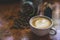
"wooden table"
10,29,51,40
0,2,51,40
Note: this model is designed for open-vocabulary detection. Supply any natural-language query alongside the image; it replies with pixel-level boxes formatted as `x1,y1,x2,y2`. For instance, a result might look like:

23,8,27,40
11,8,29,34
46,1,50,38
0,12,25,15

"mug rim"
29,15,53,30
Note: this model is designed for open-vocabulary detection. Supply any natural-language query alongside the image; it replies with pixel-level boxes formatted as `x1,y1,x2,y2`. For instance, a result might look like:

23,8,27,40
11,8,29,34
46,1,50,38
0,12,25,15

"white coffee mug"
29,15,57,36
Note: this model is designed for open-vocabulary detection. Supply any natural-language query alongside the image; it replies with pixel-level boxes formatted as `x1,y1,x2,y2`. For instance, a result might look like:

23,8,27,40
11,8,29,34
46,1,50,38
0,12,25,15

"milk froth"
32,17,52,29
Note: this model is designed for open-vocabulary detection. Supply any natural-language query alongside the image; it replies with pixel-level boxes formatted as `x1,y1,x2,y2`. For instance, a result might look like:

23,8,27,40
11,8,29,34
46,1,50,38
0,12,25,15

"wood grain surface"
0,2,51,40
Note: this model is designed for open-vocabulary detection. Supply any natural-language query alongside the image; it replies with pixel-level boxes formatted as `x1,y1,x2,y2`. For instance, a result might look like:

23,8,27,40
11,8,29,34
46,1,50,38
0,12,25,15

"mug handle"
49,27,57,36
22,1,35,14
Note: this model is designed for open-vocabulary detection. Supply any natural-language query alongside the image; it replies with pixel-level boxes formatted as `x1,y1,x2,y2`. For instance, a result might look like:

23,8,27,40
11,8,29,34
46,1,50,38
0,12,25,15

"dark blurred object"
44,6,52,18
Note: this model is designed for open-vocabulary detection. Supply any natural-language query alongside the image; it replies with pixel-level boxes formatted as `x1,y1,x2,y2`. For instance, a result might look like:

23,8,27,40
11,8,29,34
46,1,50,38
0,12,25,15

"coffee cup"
29,15,57,36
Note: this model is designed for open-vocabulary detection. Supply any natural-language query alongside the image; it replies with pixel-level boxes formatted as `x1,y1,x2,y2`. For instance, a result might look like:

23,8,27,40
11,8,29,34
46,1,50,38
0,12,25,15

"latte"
30,17,52,29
